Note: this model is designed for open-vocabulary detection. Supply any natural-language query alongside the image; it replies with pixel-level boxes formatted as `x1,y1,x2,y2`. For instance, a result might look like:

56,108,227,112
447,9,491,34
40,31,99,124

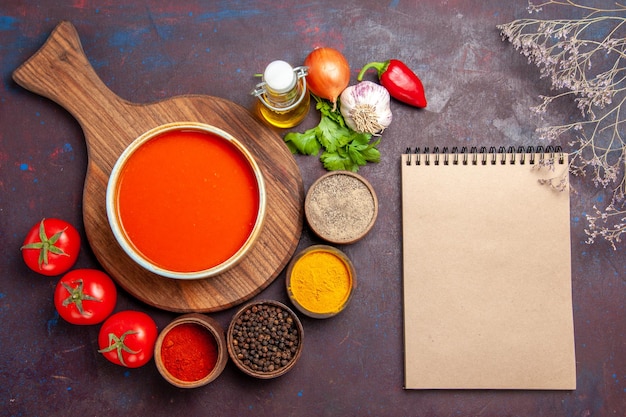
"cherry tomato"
54,269,117,325
21,218,80,276
98,311,158,368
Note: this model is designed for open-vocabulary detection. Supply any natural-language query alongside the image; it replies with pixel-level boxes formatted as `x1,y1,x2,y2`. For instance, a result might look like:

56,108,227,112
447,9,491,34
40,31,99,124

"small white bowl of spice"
304,171,378,244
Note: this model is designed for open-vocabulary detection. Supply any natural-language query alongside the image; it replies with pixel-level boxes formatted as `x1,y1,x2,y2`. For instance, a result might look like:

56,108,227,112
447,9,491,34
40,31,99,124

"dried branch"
498,0,626,249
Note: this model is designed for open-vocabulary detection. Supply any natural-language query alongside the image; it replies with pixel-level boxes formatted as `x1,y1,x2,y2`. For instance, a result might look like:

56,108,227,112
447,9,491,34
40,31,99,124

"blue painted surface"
0,15,18,31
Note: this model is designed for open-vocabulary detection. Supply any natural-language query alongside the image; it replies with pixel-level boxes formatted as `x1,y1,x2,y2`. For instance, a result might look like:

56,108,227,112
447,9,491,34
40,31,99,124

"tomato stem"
98,330,141,367
61,279,101,315
20,218,70,268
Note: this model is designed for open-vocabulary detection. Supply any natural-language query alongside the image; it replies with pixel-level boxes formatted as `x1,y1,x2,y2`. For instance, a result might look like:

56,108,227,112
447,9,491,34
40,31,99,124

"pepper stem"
357,61,389,81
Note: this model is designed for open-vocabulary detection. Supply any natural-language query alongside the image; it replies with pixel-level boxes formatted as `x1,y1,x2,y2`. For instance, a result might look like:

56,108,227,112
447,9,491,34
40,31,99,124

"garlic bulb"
339,81,392,135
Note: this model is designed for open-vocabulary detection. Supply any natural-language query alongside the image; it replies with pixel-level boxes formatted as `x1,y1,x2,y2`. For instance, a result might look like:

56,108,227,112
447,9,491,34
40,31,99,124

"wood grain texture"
12,21,303,312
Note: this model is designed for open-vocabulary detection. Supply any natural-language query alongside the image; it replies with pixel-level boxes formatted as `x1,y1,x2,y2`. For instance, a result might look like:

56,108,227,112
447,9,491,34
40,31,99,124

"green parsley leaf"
284,128,321,155
321,150,355,172
285,94,381,172
317,99,345,127
317,117,350,153
360,139,382,163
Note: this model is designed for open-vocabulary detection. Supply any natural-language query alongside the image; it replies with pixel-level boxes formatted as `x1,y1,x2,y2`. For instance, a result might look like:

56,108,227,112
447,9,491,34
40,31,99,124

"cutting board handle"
12,21,127,126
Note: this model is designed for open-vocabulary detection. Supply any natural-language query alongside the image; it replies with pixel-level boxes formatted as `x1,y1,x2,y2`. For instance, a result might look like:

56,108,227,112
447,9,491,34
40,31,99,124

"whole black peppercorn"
229,302,302,377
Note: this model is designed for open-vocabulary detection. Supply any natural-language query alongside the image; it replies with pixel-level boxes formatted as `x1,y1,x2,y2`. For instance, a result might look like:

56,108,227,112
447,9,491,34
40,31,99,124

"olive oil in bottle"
252,60,310,129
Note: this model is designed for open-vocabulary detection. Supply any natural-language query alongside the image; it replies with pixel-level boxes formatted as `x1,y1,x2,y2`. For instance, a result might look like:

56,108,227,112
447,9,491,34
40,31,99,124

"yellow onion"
304,47,350,109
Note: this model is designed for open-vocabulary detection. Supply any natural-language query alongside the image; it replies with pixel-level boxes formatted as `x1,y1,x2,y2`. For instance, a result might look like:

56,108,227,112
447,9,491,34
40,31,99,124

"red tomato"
21,218,80,276
54,269,117,325
98,311,158,368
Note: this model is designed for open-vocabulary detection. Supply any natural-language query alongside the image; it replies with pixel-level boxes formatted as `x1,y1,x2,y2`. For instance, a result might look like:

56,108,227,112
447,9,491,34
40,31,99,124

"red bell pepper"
357,59,427,108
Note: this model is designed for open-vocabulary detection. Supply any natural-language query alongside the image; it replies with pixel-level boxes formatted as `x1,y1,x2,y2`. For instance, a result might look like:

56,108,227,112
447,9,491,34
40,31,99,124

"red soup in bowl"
106,123,266,279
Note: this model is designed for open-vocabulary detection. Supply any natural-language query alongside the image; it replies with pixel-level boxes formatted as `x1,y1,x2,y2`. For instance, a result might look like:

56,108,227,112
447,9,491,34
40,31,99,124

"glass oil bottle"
252,60,310,129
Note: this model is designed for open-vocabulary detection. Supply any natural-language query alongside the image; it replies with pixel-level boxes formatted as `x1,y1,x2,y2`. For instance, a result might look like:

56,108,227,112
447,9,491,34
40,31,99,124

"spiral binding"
404,146,564,166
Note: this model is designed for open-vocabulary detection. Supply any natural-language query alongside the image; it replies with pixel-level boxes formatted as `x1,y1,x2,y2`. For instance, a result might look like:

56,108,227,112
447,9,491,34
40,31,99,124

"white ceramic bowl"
106,122,266,279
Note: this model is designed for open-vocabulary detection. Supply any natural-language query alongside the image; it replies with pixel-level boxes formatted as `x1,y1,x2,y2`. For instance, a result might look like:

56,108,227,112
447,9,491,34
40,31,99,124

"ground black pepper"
230,303,301,374
305,172,377,243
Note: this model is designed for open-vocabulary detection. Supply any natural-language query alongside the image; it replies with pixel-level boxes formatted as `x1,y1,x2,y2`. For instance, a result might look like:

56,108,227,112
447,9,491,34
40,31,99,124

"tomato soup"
113,128,261,273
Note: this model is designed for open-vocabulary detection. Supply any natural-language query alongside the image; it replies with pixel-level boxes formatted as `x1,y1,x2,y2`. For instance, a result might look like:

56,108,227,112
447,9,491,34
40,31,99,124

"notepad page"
401,152,576,390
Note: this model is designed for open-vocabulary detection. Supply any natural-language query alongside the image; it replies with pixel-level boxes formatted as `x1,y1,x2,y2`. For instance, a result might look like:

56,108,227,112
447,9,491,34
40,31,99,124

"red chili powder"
161,323,218,382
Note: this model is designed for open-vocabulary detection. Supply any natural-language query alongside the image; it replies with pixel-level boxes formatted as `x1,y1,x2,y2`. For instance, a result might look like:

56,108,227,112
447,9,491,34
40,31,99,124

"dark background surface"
1,1,624,416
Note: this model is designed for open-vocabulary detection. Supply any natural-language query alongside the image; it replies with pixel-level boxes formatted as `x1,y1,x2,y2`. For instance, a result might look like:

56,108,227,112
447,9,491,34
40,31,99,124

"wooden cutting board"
12,21,304,313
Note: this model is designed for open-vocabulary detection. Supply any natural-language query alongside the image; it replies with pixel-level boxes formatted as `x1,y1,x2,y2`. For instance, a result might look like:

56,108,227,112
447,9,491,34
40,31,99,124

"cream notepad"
401,146,576,390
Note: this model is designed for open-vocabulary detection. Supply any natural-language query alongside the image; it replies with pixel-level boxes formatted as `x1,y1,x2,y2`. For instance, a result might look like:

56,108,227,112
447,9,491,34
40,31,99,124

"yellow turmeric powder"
288,247,353,316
